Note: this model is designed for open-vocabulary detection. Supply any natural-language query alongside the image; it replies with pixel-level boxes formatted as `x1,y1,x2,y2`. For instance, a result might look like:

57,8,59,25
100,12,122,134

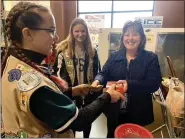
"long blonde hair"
56,18,95,58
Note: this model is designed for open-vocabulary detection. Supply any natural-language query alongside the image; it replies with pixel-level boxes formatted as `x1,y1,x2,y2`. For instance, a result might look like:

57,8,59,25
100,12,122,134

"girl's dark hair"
5,1,49,46
1,2,49,76
119,20,146,50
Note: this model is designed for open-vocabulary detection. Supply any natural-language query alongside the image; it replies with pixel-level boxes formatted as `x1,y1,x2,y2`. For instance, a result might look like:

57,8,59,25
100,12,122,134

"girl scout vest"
57,49,94,85
2,55,75,138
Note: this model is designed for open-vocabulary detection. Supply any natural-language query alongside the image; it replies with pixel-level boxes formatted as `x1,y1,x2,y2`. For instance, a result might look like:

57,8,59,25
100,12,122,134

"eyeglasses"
29,27,57,37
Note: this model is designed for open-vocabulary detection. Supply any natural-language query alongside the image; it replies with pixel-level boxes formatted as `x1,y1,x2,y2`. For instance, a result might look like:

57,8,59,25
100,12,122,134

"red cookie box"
106,81,124,94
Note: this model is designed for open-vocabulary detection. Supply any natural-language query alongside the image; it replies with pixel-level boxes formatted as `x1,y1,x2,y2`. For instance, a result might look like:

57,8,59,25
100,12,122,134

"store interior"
1,1,184,138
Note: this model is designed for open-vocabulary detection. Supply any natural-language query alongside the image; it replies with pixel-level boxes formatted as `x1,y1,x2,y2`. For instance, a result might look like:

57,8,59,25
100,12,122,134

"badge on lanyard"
17,72,42,92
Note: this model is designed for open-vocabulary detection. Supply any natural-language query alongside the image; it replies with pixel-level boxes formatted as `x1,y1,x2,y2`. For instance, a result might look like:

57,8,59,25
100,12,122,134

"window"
78,1,112,12
113,1,154,11
78,1,154,28
77,1,154,47
113,12,153,28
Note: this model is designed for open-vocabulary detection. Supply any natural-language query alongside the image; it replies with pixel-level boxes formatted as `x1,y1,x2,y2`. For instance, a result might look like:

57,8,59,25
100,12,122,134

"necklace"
126,52,138,64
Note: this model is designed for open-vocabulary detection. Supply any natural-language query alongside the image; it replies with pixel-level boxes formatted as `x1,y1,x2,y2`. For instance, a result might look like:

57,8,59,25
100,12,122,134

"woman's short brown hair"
119,20,146,50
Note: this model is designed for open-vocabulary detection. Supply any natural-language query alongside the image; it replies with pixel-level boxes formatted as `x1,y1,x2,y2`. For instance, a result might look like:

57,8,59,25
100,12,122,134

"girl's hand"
106,84,125,103
72,84,91,96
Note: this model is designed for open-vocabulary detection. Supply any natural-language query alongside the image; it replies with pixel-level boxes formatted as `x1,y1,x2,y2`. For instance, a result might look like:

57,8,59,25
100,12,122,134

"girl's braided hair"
5,1,49,46
1,1,48,76
1,2,68,91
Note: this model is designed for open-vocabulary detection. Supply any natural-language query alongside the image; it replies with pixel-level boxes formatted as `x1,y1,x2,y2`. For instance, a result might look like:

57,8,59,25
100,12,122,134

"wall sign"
135,16,163,28
85,15,105,47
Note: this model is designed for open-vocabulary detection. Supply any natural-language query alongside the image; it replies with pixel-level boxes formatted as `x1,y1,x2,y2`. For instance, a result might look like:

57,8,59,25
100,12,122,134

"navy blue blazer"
95,48,162,125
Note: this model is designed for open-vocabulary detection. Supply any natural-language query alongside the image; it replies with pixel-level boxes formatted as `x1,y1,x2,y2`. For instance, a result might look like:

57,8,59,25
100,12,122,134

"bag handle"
166,56,177,78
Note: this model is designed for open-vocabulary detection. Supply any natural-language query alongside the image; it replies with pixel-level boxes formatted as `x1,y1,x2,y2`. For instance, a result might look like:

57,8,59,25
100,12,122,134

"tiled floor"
75,98,170,138
75,113,107,138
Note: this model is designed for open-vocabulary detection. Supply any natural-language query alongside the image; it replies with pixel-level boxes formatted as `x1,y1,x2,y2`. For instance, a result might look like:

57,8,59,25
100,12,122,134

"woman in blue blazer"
92,20,162,138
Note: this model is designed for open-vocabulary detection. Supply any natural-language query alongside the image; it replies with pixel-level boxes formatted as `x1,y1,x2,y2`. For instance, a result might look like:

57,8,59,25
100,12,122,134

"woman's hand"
91,80,100,87
72,84,91,96
117,80,128,93
106,84,125,103
90,80,103,93
90,85,103,92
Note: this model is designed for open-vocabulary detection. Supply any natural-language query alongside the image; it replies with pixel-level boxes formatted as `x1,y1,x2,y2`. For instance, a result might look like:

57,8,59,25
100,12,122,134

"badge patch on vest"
5,131,17,138
5,129,28,138
17,72,42,92
16,64,33,72
20,93,27,106
8,69,22,82
17,130,28,138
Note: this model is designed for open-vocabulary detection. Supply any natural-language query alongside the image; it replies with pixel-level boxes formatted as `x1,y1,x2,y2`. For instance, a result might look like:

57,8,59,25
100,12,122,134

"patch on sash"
66,59,73,65
8,69,22,82
17,130,28,138
17,72,42,92
5,129,28,138
16,64,33,72
4,131,17,138
20,93,27,106
42,133,52,138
